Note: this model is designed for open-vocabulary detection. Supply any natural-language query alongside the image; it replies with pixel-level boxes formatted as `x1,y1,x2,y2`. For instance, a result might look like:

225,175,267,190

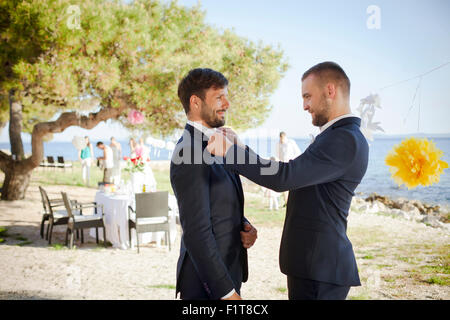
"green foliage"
50,243,66,250
376,264,393,269
0,226,7,237
348,293,371,300
0,0,288,137
0,226,6,243
147,284,176,290
244,197,286,227
31,161,106,188
418,265,450,275
276,287,287,293
425,276,449,286
16,240,33,246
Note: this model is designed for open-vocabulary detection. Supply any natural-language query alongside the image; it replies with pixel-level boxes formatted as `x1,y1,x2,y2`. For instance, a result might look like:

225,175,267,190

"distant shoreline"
2,137,449,207
2,132,450,144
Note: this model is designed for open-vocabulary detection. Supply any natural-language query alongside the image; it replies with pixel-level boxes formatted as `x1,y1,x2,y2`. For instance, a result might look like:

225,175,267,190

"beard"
200,101,226,128
312,95,331,127
313,112,329,127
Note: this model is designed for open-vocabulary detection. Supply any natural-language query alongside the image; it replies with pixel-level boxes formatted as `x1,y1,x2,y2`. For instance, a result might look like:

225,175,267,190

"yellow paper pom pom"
385,137,449,189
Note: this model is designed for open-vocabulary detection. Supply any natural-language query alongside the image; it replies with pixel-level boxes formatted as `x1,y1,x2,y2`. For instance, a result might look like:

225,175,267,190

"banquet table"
89,191,179,250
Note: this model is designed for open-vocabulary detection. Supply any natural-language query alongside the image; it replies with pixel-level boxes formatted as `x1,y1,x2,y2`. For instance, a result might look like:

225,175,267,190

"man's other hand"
241,222,258,249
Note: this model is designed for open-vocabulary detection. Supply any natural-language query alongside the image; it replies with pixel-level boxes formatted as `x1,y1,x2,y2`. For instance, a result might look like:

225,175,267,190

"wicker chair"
39,186,80,244
61,192,107,249
128,191,171,253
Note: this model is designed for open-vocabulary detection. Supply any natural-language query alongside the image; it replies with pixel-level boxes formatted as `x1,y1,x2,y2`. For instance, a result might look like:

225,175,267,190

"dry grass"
0,163,448,300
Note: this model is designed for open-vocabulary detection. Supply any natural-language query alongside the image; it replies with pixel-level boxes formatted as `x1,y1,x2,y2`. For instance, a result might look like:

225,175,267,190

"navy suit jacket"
224,117,368,286
170,124,248,300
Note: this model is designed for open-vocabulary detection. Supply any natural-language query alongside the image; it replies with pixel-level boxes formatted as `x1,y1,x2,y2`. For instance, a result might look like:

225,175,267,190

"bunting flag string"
359,61,450,138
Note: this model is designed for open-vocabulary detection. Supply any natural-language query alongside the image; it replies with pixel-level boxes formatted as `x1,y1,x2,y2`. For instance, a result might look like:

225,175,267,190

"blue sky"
177,0,450,139
1,0,449,142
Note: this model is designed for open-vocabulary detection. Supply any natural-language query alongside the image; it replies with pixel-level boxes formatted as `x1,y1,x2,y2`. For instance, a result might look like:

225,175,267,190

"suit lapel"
186,123,244,206
225,170,244,207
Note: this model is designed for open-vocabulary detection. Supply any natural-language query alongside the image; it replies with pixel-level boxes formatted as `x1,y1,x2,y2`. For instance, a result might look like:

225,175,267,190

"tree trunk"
1,163,31,200
0,91,32,200
9,90,25,160
0,92,129,200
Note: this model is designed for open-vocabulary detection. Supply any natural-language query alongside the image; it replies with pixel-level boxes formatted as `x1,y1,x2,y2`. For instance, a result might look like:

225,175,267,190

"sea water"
1,137,449,206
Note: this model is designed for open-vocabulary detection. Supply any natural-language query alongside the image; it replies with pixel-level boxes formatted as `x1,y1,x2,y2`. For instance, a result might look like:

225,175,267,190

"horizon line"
1,132,450,144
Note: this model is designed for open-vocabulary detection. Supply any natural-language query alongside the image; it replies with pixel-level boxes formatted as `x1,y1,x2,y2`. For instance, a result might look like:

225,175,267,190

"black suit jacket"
170,124,248,300
224,117,368,286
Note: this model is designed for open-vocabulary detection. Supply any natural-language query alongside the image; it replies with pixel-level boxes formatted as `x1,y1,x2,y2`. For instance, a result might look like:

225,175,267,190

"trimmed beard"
312,94,331,127
200,100,226,128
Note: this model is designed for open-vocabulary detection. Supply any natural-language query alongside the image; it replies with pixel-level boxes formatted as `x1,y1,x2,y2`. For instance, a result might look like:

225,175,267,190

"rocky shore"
351,193,449,230
1,183,449,300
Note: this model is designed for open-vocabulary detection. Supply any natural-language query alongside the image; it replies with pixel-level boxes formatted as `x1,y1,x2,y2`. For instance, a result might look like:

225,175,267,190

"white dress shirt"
186,120,236,300
319,114,359,134
187,120,217,138
103,145,114,169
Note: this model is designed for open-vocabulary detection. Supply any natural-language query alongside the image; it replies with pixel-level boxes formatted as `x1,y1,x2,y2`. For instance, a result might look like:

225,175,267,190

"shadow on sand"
0,223,111,250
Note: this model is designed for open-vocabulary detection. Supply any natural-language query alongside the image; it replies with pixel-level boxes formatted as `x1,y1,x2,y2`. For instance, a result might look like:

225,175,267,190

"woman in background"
137,137,156,191
133,138,145,159
138,138,150,161
78,136,94,186
129,138,137,158
110,137,122,185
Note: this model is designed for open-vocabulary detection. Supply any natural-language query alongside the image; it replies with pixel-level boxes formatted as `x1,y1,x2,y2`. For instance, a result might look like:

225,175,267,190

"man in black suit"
207,62,369,300
171,68,258,300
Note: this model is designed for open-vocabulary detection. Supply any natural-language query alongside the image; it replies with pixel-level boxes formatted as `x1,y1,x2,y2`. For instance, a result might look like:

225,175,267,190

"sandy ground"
0,183,448,300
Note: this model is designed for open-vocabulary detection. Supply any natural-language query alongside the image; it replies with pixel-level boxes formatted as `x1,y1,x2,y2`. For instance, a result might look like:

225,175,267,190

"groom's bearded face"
200,86,230,128
311,93,331,127
302,75,331,127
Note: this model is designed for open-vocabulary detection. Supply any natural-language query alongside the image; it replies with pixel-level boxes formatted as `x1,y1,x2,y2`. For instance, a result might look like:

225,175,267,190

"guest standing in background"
264,187,280,211
138,138,150,161
110,137,122,185
78,136,94,186
277,132,302,162
96,141,114,184
137,138,156,191
277,132,302,207
263,157,281,211
134,138,144,158
129,138,137,158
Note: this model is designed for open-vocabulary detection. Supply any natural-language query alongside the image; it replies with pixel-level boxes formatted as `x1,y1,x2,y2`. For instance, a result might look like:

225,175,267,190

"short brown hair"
177,68,229,114
302,62,350,97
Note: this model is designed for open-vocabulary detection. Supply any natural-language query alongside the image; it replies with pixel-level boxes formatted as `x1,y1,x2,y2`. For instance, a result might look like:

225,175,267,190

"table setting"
89,180,179,250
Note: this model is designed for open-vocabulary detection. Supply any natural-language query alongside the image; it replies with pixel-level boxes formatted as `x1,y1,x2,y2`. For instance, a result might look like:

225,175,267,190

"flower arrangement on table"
123,156,147,173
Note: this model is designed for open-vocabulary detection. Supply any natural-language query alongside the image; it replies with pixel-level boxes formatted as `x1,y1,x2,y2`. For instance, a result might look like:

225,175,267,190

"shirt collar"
186,120,217,138
319,114,358,134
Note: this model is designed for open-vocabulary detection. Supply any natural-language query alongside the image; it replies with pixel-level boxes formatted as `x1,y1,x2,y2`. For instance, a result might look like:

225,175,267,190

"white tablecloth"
89,191,178,250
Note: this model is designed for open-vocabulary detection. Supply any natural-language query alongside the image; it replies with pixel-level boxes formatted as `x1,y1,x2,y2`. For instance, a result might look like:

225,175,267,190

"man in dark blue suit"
207,62,369,300
171,68,258,300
